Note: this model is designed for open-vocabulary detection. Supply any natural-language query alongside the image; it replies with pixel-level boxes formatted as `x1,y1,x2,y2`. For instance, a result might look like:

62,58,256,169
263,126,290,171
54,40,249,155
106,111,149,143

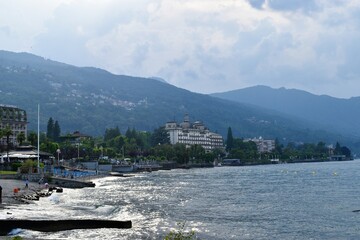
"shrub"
164,222,196,240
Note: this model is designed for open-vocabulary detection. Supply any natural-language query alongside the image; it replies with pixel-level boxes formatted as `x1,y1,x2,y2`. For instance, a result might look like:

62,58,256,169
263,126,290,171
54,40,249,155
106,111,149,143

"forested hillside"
0,50,356,151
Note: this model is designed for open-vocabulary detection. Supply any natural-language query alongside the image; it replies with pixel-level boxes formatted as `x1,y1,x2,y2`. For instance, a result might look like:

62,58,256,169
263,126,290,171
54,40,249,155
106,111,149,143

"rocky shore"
0,173,106,207
0,177,132,236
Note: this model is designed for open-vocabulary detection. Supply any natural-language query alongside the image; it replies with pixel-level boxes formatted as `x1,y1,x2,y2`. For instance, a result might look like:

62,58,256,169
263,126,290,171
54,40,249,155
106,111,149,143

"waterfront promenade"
0,179,42,206
0,173,104,207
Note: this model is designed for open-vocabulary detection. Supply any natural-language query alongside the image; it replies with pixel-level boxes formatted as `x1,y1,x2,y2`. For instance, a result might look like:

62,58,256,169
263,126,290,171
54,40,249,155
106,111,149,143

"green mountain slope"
0,50,354,149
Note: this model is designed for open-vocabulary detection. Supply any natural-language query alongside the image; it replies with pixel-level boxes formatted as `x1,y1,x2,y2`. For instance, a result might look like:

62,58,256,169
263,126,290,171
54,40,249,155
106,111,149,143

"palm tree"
3,125,13,162
0,129,3,153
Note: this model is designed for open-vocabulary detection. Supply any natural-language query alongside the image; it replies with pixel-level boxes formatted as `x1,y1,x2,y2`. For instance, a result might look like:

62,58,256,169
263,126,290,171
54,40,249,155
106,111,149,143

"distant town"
0,104,353,176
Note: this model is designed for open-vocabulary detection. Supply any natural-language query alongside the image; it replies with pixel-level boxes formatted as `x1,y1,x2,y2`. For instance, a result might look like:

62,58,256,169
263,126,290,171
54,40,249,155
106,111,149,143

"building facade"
244,137,275,153
0,105,28,146
165,114,224,151
59,131,91,144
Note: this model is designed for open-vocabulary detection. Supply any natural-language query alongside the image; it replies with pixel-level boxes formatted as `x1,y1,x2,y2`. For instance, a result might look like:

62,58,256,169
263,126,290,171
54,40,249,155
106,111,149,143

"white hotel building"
165,114,224,151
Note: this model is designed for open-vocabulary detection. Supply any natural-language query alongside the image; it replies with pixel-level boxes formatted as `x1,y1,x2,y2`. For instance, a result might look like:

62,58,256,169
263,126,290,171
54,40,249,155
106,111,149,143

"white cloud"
1,0,360,98
0,0,66,51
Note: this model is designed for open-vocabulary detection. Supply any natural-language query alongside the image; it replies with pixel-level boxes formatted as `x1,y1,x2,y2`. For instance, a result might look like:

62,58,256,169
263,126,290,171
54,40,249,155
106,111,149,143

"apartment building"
0,105,27,146
244,137,275,153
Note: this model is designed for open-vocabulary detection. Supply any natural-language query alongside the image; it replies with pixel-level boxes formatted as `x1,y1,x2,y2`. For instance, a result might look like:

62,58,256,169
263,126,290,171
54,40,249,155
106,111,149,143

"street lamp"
100,146,103,159
77,143,80,160
56,149,61,166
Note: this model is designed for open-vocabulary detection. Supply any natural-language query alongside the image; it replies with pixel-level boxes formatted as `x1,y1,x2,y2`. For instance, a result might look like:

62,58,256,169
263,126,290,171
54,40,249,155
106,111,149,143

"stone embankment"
0,175,94,206
51,177,95,188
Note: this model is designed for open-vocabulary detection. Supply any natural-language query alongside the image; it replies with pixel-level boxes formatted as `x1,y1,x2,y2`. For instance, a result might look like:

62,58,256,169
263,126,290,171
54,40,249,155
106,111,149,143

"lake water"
3,160,360,239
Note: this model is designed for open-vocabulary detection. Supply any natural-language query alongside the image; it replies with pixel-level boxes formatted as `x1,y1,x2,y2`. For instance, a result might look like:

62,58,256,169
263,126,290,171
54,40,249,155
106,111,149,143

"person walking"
25,179,29,189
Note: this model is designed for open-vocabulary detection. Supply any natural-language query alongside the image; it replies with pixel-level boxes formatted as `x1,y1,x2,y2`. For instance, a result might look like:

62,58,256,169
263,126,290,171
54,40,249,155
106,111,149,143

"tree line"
1,121,353,166
225,127,352,164
31,120,224,164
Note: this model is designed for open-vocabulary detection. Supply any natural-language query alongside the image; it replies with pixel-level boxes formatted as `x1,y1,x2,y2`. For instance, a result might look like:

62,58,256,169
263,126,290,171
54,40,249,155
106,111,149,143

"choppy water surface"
3,160,360,239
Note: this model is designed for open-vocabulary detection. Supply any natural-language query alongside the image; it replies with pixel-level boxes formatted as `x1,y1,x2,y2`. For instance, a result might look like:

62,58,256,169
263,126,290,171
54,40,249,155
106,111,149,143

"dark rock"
0,219,132,235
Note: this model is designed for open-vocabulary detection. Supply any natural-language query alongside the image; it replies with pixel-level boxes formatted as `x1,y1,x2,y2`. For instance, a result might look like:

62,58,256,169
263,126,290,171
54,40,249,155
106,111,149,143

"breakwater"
51,177,95,188
0,219,132,235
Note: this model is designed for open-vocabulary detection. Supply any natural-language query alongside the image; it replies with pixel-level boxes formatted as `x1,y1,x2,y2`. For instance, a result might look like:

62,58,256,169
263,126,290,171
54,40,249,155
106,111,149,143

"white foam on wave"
94,205,116,216
48,193,60,204
8,228,23,235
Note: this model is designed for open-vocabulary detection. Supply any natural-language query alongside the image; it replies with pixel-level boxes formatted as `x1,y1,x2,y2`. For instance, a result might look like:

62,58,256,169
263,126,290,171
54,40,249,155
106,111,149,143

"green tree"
16,132,26,146
334,142,342,155
173,143,189,164
229,139,258,162
46,117,54,140
125,127,133,139
189,144,205,162
137,131,152,149
282,142,299,161
40,132,47,143
151,126,170,146
53,120,61,142
152,143,175,161
104,126,121,141
226,127,234,152
274,138,283,156
27,131,38,146
131,128,137,139
203,152,216,163
315,141,328,158
340,146,351,157
212,148,226,159
110,135,126,152
124,138,139,158
298,143,316,159
40,141,59,155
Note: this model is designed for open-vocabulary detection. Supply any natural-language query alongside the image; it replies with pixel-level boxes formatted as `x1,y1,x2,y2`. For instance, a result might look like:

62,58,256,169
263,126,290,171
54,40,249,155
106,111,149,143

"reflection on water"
2,160,360,239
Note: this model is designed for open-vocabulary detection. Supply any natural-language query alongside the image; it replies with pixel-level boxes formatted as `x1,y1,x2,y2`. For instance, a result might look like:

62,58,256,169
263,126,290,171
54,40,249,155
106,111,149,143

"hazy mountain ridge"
212,85,360,139
0,50,356,151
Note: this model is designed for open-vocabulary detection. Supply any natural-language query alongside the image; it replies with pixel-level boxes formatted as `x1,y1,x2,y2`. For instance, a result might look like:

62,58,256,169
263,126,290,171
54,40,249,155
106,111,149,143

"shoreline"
1,159,356,208
0,176,132,236
0,179,45,207
0,173,110,209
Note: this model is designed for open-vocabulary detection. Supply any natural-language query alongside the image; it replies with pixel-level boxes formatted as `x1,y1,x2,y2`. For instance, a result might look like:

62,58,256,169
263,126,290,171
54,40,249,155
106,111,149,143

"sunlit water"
2,160,360,239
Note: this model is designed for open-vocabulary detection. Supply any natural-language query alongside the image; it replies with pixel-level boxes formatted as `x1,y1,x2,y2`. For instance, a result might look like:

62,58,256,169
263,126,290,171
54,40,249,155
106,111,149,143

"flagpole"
37,104,40,169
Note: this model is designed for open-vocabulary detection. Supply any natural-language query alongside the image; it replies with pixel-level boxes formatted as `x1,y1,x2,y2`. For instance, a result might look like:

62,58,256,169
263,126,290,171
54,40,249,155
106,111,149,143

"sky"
1,0,360,98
